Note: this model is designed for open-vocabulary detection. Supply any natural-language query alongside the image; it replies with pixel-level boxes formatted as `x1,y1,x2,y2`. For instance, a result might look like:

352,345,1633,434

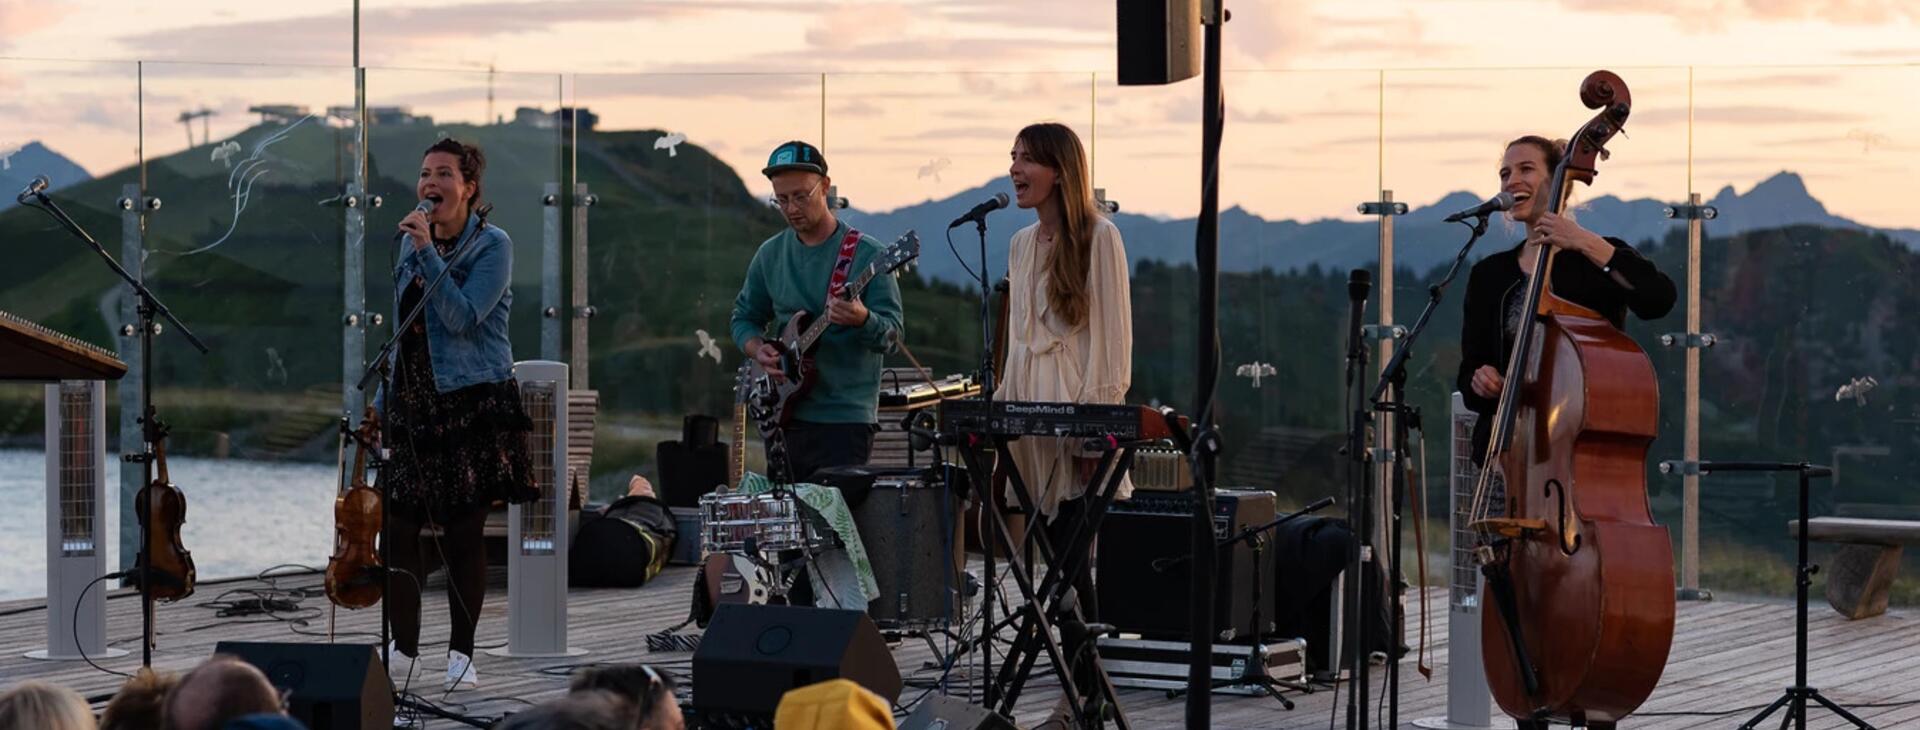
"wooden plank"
1791,517,1920,544
0,571,1914,729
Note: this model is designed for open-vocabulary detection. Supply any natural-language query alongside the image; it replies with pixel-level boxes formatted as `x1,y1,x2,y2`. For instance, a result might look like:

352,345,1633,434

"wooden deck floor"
1,565,1915,729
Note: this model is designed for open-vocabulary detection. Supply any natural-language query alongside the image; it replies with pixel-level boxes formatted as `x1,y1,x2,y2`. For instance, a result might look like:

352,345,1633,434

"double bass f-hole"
1544,479,1581,555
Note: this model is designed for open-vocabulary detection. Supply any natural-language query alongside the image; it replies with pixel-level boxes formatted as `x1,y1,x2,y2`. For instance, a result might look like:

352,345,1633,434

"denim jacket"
374,213,515,414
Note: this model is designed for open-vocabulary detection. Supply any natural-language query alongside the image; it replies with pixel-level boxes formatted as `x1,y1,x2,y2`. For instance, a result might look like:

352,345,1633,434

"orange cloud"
1561,0,1915,31
0,0,64,49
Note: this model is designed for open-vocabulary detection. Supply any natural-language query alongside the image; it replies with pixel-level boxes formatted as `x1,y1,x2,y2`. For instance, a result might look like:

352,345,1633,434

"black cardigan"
1455,237,1677,464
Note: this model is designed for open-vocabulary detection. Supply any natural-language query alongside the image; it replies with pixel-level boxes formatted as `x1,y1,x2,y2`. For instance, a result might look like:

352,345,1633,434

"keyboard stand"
953,431,1141,730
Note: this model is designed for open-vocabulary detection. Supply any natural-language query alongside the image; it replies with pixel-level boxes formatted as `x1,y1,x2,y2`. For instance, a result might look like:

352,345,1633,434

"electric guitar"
741,230,920,482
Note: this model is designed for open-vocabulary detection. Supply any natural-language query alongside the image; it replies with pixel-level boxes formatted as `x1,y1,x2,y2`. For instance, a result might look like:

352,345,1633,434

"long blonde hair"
1017,122,1102,328
0,680,96,730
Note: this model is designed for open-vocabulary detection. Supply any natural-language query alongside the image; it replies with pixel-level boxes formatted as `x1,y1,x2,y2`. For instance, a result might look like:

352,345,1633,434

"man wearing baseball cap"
730,141,905,483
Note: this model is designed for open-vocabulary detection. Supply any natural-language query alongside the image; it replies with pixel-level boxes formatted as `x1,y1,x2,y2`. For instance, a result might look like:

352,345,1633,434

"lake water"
0,448,336,601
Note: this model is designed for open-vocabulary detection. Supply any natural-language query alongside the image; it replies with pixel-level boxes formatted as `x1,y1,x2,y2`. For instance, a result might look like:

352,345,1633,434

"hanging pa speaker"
1117,0,1201,86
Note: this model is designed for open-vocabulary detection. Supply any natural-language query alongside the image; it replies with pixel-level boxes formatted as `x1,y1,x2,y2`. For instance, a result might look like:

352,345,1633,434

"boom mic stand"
21,186,209,668
1341,267,1375,730
1364,211,1495,729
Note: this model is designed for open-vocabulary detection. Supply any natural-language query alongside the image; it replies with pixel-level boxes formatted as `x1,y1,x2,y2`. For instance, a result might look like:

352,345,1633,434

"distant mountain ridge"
846,171,1920,286
0,142,92,210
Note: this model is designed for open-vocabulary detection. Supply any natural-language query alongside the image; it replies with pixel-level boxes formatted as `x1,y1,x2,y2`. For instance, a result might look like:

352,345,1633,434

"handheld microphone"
1441,191,1516,223
947,192,1010,229
412,199,435,216
15,175,49,204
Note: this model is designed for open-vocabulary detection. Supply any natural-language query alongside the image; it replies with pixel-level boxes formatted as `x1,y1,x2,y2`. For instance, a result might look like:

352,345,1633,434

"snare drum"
698,491,824,554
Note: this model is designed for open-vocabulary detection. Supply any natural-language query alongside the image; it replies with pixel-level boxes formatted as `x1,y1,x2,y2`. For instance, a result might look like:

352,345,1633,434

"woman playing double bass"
1457,135,1676,463
1456,133,1680,729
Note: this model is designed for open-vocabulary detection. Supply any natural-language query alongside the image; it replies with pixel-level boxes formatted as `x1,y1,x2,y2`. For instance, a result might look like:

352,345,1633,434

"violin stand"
1696,462,1877,730
20,184,207,668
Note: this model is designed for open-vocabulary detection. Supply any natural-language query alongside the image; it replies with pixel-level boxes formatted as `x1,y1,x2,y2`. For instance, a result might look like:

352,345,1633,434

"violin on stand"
326,408,385,612
134,431,197,656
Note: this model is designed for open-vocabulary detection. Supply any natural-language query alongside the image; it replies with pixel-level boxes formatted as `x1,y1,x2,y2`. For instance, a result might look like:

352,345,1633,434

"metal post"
1372,189,1399,641
117,182,144,576
570,183,594,389
1683,191,1703,594
541,182,562,361
343,66,370,416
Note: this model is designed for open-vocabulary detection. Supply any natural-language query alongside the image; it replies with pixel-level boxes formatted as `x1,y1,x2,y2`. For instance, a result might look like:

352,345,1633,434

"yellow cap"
773,679,895,730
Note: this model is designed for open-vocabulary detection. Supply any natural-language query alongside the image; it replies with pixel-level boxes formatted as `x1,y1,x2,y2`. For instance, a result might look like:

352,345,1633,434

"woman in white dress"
998,121,1133,724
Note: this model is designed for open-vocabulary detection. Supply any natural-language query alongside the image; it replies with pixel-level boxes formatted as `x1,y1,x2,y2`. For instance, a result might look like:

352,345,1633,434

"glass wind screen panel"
1693,65,1920,598
1091,73,1201,431
0,60,139,349
569,74,823,500
363,68,564,364
830,73,1094,383
138,62,355,459
1210,71,1381,502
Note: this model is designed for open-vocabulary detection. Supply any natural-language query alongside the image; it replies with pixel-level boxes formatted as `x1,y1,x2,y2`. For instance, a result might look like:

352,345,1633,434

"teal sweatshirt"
730,219,905,424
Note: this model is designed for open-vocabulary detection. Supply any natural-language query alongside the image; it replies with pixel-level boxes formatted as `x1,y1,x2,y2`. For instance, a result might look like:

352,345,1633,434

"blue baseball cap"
762,140,828,177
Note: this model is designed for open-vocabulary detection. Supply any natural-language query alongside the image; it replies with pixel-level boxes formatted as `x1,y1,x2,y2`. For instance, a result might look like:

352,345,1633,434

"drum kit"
696,469,966,631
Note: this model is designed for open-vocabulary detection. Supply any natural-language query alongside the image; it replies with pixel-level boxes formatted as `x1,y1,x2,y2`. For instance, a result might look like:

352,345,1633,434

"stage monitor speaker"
1098,489,1276,640
212,641,393,730
692,604,902,723
899,695,1020,730
1117,0,1201,86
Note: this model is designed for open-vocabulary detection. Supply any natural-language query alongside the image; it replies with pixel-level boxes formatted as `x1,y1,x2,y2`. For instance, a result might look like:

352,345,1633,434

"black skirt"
383,275,536,523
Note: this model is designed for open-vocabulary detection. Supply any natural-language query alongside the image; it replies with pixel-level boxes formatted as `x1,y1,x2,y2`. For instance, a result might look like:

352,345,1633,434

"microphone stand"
1364,212,1492,728
1341,269,1373,730
966,210,1002,706
355,207,492,680
21,189,209,669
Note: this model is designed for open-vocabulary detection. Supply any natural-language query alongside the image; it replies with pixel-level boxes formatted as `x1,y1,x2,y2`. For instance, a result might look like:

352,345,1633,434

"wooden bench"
1788,517,1920,619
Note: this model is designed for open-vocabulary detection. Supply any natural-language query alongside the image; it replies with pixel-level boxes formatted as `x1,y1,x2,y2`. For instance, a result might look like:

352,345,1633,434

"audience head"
0,680,95,730
568,664,682,729
495,690,628,730
101,667,178,730
163,655,283,730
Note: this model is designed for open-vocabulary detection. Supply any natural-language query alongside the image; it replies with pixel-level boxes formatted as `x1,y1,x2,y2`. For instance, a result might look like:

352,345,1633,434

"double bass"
326,408,384,609
1467,70,1675,728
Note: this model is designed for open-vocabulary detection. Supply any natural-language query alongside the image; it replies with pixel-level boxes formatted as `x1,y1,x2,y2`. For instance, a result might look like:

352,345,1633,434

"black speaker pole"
1186,2,1227,728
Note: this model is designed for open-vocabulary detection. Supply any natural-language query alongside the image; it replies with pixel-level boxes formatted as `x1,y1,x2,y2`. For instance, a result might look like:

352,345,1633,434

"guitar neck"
795,267,878,352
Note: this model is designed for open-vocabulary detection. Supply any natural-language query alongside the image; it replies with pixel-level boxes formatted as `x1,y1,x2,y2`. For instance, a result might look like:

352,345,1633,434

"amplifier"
1130,447,1192,492
1098,489,1276,640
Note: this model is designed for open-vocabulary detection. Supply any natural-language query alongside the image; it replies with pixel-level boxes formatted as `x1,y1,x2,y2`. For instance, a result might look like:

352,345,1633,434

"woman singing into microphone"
376,138,535,691
997,122,1133,726
1457,135,1676,465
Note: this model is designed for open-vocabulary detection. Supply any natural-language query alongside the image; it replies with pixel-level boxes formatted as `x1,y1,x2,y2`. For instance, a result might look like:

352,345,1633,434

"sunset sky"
0,0,1914,225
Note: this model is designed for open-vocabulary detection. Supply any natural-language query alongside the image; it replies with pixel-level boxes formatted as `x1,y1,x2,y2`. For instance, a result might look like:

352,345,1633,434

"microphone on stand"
1441,191,1516,223
15,175,50,204
947,192,1009,229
